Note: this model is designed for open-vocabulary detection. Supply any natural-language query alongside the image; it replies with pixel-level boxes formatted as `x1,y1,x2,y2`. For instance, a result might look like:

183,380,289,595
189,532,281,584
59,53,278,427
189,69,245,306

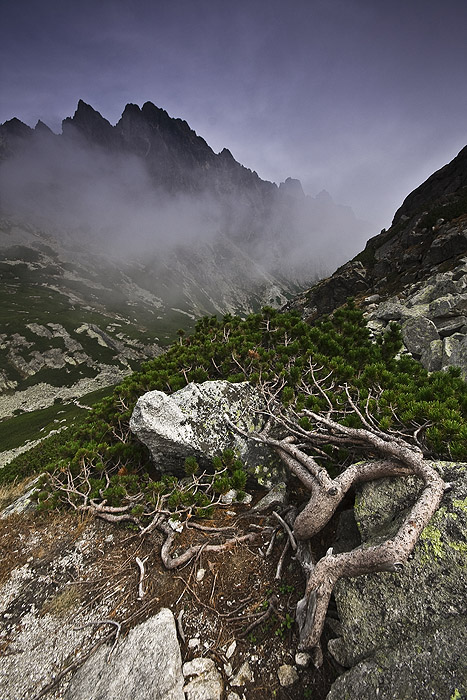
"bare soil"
0,500,342,699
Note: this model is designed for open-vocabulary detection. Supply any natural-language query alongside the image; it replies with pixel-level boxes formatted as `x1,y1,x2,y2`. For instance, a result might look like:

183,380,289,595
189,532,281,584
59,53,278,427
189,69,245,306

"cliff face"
393,143,467,223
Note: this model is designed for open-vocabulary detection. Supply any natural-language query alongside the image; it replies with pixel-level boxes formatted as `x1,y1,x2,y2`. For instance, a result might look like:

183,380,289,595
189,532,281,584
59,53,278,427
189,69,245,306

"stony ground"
0,487,342,700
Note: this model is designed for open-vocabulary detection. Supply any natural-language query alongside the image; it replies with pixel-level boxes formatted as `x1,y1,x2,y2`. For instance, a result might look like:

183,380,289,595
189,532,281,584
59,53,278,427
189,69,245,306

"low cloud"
0,121,372,283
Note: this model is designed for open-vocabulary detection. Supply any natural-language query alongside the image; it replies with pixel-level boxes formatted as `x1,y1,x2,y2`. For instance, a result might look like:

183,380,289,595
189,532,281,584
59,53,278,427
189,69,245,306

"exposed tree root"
157,521,259,570
225,397,446,665
44,379,446,669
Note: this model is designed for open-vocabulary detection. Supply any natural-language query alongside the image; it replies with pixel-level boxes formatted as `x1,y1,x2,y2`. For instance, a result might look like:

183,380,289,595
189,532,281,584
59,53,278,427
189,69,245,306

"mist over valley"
0,99,371,288
0,99,372,443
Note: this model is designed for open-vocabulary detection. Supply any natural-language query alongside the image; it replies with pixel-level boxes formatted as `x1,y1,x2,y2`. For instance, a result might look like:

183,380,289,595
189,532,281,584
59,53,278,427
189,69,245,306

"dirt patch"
0,505,342,699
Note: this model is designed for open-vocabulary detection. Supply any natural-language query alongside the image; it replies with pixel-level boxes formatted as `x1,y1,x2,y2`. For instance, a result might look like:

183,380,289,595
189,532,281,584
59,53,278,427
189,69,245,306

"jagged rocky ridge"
0,99,368,280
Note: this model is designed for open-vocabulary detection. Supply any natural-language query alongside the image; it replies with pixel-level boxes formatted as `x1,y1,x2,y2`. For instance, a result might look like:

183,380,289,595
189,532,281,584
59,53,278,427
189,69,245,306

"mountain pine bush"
2,302,466,520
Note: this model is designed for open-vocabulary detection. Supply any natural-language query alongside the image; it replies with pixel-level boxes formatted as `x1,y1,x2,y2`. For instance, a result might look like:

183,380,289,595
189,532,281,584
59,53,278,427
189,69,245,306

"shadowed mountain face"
286,142,467,321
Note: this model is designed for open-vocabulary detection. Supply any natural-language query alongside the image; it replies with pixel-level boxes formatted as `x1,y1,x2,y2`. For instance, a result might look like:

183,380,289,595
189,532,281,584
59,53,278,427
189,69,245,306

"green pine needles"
2,302,466,523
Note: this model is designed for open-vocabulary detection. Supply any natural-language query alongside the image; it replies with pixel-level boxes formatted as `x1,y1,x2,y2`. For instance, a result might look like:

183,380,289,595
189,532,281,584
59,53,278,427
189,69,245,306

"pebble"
295,652,311,667
230,661,253,686
277,664,299,687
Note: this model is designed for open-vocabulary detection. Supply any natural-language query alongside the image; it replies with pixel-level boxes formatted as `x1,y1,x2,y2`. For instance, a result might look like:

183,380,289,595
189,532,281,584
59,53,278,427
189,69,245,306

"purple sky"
1,0,466,230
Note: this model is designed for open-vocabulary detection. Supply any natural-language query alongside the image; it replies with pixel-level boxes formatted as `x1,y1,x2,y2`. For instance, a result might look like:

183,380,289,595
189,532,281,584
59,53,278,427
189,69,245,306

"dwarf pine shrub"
2,302,466,521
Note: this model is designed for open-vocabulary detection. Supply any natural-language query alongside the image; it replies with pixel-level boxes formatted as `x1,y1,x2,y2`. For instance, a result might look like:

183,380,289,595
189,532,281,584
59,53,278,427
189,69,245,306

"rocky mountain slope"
287,144,467,377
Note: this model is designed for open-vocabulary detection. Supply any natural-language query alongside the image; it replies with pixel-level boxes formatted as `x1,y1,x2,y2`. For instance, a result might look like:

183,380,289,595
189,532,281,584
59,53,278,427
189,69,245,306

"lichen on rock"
130,380,285,481
328,461,467,700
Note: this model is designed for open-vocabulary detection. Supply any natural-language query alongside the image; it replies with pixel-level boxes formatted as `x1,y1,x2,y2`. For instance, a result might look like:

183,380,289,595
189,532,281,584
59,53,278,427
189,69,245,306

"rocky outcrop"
0,364,131,421
0,309,162,399
130,380,285,484
327,461,467,700
364,258,467,377
286,140,467,328
19,321,158,378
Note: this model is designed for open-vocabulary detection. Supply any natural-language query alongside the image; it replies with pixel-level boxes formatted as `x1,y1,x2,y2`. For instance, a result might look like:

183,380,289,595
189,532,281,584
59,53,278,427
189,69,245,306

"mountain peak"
316,189,333,202
279,177,305,198
0,117,32,136
34,120,53,134
62,100,114,144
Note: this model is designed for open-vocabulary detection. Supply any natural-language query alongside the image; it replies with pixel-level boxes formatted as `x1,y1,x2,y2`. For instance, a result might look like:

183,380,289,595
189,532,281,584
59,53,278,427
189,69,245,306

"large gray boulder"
130,380,285,484
327,461,467,700
401,316,439,357
64,608,185,700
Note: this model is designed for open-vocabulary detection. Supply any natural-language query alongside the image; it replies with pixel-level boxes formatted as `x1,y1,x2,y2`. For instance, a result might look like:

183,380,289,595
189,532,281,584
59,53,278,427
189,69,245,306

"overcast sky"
1,0,466,231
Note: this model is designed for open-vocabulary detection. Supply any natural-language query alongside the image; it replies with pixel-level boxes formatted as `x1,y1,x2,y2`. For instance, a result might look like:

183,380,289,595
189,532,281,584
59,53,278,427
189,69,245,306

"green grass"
0,384,116,454
0,402,86,452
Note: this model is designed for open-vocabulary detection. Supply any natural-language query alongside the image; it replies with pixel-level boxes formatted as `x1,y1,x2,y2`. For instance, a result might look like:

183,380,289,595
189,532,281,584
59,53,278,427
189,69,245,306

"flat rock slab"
64,608,184,700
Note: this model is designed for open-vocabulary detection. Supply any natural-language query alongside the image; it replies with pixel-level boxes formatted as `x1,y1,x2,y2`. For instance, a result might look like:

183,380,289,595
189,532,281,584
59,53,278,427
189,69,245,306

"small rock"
295,652,311,667
196,568,206,582
328,637,352,667
277,664,299,687
188,638,200,650
227,693,241,700
435,316,467,337
224,662,233,677
230,661,253,686
225,640,237,659
183,657,223,700
420,339,443,372
370,302,405,321
428,295,456,317
401,316,439,357
251,482,288,512
221,489,237,505
183,658,216,677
